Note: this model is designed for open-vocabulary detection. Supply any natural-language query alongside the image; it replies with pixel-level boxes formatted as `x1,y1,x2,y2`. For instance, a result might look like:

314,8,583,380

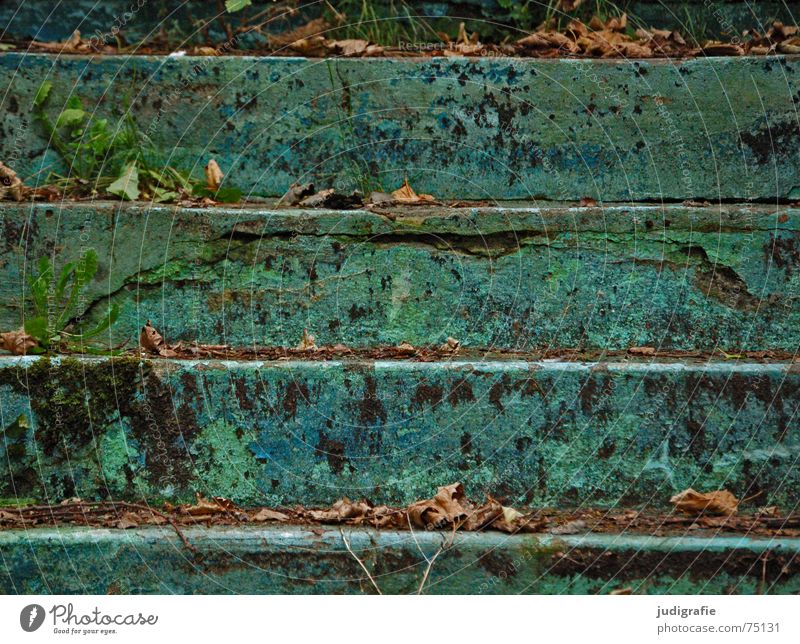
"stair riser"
2,527,798,594
1,54,798,200
1,356,798,508
1,203,798,350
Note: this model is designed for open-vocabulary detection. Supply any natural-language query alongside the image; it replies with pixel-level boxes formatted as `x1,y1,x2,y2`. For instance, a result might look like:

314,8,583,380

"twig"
417,546,443,595
340,529,382,594
407,510,454,594
119,502,198,555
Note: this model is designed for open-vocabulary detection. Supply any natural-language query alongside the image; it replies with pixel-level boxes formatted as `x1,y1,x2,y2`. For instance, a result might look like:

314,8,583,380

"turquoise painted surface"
1,202,798,350
1,356,798,508
1,54,799,200
2,526,799,594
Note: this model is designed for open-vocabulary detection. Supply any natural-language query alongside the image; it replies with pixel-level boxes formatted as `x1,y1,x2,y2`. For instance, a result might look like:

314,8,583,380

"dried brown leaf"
550,519,588,534
0,328,37,355
114,512,139,529
438,337,461,354
182,493,238,517
701,42,744,56
279,182,315,206
204,159,224,191
139,321,176,358
391,179,435,204
0,161,25,201
328,39,369,57
670,488,739,516
288,36,328,57
251,508,290,522
296,329,318,351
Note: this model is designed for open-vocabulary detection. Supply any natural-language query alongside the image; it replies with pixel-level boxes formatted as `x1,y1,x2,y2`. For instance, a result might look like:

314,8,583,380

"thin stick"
407,511,453,594
417,546,443,595
340,529,382,594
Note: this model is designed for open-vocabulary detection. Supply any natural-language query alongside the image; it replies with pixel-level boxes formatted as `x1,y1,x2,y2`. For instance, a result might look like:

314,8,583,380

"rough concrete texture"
1,54,799,200
1,356,798,508
1,526,799,594
1,202,798,350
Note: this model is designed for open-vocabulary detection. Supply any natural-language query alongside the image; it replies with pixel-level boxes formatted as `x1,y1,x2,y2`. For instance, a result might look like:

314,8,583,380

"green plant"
225,0,252,12
326,0,438,46
24,249,120,354
33,81,241,203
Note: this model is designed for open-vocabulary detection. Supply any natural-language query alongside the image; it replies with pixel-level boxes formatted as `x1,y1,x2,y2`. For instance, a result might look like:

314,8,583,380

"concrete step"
1,53,798,200
1,525,798,594
1,355,798,508
1,202,798,350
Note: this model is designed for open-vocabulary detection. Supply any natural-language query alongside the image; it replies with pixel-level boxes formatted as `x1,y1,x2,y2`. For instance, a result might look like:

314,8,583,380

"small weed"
325,0,438,46
24,248,120,354
33,81,240,203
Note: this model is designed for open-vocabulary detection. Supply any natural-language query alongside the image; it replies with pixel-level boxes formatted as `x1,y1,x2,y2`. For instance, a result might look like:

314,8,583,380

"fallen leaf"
205,159,224,191
407,482,471,529
756,506,780,518
299,188,363,209
296,329,317,351
0,328,37,355
777,38,800,54
327,39,370,57
182,493,238,517
0,161,25,201
139,320,176,358
193,46,219,56
391,179,435,204
28,30,89,53
251,508,290,522
309,498,373,522
368,191,396,205
670,488,739,516
288,36,329,57
395,341,417,355
549,519,587,534
701,42,744,56
279,182,315,206
107,162,140,201
114,512,139,529
438,337,461,353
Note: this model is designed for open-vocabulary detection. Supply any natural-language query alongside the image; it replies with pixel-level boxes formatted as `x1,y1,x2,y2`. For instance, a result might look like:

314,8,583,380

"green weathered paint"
1,53,798,200
1,202,798,350
2,526,799,594
1,355,798,508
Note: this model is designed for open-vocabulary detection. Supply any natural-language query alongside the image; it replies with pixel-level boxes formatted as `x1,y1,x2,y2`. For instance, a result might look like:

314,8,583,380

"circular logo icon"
20,604,45,632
